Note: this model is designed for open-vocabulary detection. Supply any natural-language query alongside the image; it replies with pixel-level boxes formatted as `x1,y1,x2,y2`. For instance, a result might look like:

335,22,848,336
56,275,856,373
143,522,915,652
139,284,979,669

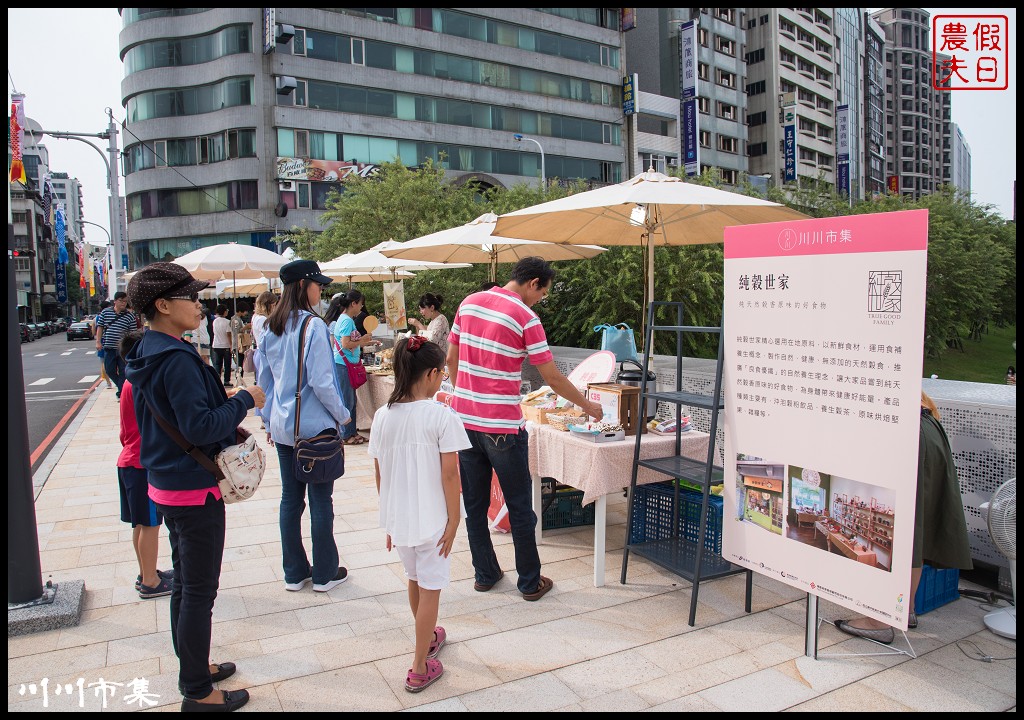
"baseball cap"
279,259,333,286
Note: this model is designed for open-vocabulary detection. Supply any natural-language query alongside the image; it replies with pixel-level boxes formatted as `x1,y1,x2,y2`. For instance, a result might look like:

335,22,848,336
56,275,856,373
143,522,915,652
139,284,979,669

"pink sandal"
405,658,443,693
427,626,446,659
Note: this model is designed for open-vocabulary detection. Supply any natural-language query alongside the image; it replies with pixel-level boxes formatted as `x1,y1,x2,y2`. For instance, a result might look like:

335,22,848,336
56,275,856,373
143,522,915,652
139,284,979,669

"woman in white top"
408,293,450,356
368,335,469,693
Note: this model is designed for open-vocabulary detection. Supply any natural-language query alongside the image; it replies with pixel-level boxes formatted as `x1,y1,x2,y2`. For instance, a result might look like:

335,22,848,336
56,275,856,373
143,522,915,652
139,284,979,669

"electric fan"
983,478,1016,640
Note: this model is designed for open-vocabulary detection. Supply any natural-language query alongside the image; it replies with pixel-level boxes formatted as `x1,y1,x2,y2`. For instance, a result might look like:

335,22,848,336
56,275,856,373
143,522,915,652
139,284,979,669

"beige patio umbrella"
381,213,606,282
494,169,809,305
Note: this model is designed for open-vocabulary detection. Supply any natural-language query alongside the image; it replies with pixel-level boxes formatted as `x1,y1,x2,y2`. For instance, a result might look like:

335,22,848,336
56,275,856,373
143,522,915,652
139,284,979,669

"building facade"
871,7,952,200
862,13,888,198
119,8,627,268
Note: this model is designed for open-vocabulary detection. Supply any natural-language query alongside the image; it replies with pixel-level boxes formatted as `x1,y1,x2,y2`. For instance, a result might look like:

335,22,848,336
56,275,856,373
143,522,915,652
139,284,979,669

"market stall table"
526,423,710,587
356,372,394,430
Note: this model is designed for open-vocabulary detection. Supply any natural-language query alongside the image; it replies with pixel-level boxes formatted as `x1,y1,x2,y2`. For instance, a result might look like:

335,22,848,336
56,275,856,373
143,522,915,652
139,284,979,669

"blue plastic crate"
629,482,723,554
914,564,960,614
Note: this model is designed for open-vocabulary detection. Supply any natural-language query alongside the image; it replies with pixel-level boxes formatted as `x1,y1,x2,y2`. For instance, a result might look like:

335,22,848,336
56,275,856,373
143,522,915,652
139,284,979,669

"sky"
7,7,1018,248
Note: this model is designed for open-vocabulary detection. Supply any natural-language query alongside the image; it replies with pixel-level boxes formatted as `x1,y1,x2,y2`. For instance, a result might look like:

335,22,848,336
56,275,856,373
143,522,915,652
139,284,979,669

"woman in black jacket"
126,263,265,712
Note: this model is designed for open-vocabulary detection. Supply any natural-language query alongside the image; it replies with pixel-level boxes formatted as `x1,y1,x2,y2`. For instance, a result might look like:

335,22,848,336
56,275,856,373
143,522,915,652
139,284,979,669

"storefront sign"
622,74,637,115
722,209,928,630
55,261,68,304
836,104,850,199
887,175,899,194
742,476,783,493
784,125,796,183
276,158,377,182
263,8,276,54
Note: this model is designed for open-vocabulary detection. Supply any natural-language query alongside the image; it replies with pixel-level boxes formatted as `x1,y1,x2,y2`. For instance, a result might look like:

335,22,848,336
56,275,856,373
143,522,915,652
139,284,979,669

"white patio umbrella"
494,169,809,305
319,256,416,287
380,213,606,282
216,277,276,298
322,241,472,280
172,242,287,314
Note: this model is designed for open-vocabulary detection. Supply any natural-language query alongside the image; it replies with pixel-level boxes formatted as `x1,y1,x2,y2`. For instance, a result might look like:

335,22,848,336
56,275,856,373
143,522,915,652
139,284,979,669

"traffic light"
12,249,36,257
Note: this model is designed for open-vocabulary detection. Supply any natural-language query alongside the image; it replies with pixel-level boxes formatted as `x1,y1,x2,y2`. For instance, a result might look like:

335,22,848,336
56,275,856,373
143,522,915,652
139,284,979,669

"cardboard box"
521,401,556,424
586,383,646,436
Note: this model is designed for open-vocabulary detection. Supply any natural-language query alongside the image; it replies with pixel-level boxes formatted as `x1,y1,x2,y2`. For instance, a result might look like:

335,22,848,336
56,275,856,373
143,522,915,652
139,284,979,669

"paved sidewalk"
9,386,1017,712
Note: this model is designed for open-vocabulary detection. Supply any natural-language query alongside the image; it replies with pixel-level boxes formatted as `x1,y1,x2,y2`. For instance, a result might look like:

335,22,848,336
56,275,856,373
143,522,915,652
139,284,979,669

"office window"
715,69,735,88
718,135,738,153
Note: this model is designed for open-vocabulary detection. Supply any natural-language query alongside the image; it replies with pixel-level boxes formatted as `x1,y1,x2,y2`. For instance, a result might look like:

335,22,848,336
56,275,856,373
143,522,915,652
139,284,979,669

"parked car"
53,318,68,332
66,321,93,341
26,323,42,340
20,323,33,343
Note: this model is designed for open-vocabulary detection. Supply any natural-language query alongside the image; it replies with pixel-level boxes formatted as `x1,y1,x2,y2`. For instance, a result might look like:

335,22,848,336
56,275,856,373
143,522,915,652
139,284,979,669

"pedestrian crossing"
27,377,99,386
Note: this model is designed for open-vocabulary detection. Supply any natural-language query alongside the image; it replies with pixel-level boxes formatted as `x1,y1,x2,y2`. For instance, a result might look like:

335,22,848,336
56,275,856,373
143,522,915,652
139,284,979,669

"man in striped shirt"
96,291,138,399
447,257,601,602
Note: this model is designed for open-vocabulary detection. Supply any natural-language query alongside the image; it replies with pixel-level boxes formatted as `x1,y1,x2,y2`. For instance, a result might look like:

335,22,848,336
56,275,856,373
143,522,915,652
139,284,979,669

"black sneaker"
313,567,349,592
135,568,174,591
138,577,173,599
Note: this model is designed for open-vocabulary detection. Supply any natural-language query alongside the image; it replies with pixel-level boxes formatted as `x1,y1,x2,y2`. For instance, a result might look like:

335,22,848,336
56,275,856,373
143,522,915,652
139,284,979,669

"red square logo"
933,15,1009,90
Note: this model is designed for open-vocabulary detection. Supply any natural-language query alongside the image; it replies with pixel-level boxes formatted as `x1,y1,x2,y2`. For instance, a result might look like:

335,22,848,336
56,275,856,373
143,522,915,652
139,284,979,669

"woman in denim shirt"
256,260,352,593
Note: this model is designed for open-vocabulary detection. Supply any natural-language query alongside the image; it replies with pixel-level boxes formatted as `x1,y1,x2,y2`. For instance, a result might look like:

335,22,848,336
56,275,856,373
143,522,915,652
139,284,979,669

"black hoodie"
125,329,255,491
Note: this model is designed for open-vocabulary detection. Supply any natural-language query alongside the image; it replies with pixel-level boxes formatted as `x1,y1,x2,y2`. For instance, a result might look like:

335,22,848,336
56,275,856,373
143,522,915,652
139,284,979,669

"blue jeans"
156,493,225,700
103,349,126,396
211,347,232,385
277,443,339,585
459,428,541,594
334,362,357,440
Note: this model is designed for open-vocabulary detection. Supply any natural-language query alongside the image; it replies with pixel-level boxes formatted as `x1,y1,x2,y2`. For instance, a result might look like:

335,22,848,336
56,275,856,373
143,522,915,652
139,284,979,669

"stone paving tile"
459,672,582,713
11,388,1016,713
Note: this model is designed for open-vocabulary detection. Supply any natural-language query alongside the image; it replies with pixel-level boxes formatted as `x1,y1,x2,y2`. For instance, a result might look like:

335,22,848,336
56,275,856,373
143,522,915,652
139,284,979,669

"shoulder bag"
293,315,345,484
144,397,265,504
594,323,639,362
333,323,368,390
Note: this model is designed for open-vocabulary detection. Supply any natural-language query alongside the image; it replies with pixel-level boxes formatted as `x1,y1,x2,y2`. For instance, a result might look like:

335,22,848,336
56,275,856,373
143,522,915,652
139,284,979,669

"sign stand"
805,594,916,659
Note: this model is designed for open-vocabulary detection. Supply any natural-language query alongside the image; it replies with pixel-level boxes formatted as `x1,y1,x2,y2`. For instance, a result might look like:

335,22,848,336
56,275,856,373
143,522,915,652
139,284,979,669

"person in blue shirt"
256,260,352,593
330,289,380,446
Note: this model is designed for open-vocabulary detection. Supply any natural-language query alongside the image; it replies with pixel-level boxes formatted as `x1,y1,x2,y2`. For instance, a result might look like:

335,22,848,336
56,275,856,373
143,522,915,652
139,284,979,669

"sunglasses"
164,293,200,303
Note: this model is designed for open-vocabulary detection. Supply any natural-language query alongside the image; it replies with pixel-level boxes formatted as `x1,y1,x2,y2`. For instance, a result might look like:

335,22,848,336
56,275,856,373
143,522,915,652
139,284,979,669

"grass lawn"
923,323,1016,384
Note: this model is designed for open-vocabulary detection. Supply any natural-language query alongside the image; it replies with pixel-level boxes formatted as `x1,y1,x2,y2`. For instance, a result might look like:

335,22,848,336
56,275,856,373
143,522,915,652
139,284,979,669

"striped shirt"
448,287,553,433
96,308,138,350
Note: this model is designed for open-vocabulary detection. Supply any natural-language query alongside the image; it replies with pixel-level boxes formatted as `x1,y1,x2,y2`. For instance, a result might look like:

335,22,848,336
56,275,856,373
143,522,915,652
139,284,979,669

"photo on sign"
785,464,896,574
735,455,785,536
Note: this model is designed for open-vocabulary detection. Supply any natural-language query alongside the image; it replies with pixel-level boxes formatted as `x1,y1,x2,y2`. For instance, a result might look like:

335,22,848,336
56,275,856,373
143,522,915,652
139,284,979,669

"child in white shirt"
368,335,470,693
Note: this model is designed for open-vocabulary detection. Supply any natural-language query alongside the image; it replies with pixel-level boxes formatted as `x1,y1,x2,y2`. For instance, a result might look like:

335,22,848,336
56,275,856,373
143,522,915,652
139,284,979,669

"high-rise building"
119,8,627,268
862,13,888,198
834,8,863,202
949,122,972,199
626,8,746,184
871,8,952,200
745,8,838,191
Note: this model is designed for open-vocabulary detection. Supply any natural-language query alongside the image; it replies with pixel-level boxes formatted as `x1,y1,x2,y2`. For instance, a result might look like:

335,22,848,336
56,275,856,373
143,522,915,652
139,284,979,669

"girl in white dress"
368,335,470,693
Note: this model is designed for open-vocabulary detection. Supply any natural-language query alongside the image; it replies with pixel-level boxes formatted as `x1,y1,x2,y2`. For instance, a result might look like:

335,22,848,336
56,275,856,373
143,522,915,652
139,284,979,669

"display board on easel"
721,209,928,631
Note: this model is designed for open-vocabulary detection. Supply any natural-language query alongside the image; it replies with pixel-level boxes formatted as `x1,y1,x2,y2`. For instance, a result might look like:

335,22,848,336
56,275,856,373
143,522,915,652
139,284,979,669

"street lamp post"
40,108,124,301
513,133,545,190
77,220,112,316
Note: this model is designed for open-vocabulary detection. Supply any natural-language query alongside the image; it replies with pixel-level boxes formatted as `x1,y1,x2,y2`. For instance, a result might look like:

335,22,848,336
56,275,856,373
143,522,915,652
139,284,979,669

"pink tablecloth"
527,423,710,506
356,373,395,430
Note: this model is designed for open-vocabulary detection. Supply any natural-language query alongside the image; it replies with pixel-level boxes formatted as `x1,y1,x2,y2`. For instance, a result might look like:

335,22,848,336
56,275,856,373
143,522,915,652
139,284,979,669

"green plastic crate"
541,478,595,530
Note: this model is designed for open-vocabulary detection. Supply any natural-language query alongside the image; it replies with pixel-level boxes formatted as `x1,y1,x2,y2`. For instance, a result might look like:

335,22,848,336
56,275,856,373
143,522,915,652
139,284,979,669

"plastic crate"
914,564,960,614
541,479,595,530
629,482,724,554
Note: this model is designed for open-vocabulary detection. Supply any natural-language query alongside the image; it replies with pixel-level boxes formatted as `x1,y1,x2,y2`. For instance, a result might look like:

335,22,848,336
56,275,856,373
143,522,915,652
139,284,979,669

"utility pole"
40,108,124,301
